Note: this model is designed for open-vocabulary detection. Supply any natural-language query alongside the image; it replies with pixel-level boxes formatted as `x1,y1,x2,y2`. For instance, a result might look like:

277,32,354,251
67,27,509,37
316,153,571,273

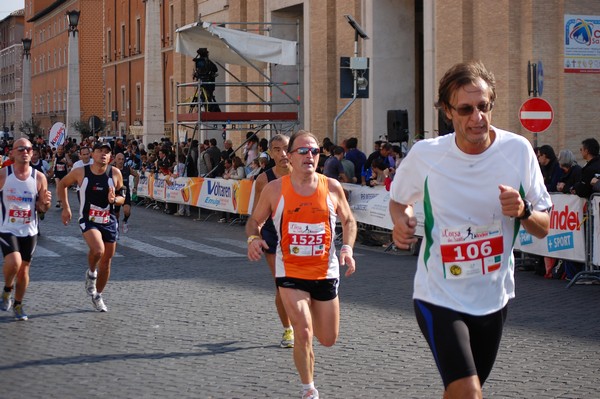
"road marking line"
46,236,123,257
33,246,61,257
155,236,245,257
119,236,185,257
203,237,246,249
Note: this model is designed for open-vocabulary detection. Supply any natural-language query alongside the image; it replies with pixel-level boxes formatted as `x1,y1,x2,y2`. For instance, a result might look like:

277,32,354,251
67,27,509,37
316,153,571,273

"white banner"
199,178,236,212
515,193,586,262
152,177,166,202
341,184,425,237
592,195,600,266
48,122,66,149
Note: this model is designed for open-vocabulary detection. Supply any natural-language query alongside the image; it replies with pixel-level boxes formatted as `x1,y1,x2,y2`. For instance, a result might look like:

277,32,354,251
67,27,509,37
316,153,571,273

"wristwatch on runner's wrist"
517,199,533,220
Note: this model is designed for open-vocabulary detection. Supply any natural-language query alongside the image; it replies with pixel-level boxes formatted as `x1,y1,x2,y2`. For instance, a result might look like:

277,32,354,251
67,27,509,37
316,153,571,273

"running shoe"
280,328,294,348
85,270,97,296
0,291,13,311
302,388,319,399
92,293,108,312
13,304,28,321
122,222,129,233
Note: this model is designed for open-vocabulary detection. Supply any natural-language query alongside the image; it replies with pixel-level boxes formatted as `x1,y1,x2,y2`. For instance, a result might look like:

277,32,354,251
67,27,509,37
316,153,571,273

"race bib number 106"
439,222,504,279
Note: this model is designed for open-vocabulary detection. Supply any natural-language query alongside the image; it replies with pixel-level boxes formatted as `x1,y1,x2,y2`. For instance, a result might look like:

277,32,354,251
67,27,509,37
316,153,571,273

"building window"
107,89,112,118
169,4,174,45
107,29,112,61
47,93,50,113
53,90,56,112
136,83,141,114
135,18,141,53
63,90,67,110
121,86,126,114
121,24,126,58
58,91,62,111
170,77,174,111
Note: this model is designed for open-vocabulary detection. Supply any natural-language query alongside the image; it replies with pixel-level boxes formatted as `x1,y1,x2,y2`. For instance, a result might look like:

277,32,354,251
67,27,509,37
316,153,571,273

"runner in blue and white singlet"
58,141,125,313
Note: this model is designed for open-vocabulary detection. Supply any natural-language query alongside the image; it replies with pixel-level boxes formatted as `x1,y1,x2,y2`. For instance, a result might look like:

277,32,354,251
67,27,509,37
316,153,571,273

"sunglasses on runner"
290,147,320,155
449,101,494,116
15,146,33,152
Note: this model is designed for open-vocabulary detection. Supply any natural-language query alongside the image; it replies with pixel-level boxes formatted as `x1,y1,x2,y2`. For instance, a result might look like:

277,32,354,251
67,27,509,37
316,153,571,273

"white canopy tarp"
175,22,297,68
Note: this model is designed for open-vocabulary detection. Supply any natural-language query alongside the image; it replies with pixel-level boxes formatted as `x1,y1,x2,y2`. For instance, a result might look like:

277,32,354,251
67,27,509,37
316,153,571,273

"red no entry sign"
519,98,553,133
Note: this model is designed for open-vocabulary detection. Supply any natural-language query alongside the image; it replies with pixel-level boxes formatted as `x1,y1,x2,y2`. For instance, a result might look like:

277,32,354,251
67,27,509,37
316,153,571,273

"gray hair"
557,149,577,168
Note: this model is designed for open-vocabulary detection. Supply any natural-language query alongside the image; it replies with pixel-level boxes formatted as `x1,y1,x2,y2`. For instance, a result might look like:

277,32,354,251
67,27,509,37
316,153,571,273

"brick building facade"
0,10,25,136
9,0,599,160
25,0,104,138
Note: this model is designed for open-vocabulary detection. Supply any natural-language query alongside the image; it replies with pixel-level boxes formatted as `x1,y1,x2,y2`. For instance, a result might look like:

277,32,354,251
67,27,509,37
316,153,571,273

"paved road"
1,191,599,398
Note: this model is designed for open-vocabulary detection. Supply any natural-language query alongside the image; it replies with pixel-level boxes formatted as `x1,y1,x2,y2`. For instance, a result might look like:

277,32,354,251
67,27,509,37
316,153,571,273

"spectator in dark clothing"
344,137,366,185
556,149,582,194
537,144,563,192
363,142,394,185
206,138,222,177
572,138,600,198
365,142,393,171
323,146,349,182
186,140,199,177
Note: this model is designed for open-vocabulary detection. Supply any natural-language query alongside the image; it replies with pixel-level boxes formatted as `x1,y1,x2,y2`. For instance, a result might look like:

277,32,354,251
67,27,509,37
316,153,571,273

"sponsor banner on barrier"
341,184,424,235
152,176,167,201
343,185,394,230
515,193,586,262
165,177,203,205
593,196,600,266
137,175,150,197
195,178,253,214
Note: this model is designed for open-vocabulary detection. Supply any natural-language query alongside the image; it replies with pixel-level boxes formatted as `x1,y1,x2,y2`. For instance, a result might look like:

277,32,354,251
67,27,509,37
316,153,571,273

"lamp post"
66,10,81,142
21,38,32,138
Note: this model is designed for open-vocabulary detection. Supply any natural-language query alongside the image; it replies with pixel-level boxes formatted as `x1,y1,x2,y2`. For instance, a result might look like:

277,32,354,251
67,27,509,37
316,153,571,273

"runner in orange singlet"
247,130,357,399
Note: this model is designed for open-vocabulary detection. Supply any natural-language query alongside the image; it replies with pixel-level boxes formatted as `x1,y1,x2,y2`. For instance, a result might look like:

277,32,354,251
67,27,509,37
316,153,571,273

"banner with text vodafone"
515,194,586,262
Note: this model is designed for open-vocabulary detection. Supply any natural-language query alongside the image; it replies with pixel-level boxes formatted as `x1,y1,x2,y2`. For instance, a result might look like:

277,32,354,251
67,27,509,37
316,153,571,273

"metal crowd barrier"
567,193,600,288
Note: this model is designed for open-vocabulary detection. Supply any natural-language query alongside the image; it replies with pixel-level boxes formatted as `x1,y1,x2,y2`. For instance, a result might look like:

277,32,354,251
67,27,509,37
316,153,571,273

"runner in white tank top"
0,138,52,321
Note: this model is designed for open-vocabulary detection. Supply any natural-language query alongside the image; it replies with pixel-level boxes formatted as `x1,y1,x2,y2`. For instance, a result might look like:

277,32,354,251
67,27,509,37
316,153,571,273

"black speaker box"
387,110,408,142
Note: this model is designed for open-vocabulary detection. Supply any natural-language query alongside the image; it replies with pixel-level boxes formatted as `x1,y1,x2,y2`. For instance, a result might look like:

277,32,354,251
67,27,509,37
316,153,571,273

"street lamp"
21,38,33,137
65,9,81,142
66,10,80,33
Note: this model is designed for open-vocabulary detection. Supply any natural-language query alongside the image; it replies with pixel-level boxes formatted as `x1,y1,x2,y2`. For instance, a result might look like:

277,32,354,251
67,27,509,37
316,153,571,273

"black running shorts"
413,299,507,388
276,277,339,301
0,233,38,262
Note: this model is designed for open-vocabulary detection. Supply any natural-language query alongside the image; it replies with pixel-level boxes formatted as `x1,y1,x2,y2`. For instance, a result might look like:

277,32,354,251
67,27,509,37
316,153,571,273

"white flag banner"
48,122,66,149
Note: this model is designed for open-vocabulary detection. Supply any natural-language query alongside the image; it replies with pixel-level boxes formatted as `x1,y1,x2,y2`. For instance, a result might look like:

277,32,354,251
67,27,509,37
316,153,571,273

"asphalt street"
0,190,599,399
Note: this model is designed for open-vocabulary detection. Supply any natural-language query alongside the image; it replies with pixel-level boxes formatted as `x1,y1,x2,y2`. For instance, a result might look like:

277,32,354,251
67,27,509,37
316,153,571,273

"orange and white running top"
273,174,339,280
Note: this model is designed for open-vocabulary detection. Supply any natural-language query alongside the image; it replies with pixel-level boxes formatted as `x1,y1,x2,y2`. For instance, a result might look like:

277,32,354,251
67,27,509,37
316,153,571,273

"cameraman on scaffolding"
193,48,221,112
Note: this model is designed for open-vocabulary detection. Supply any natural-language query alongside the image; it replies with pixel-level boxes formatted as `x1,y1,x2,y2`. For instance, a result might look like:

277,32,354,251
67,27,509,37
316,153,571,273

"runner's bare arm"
57,167,84,225
36,171,51,213
389,199,418,249
328,178,357,275
110,167,125,206
246,179,279,261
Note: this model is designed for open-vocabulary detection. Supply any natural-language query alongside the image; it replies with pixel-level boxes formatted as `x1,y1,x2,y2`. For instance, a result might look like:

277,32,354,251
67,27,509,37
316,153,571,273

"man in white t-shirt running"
389,61,552,399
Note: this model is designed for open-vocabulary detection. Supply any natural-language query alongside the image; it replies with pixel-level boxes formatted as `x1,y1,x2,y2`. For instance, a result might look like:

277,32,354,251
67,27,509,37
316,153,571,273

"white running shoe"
0,291,13,311
122,222,129,233
85,270,97,296
302,388,319,399
92,293,108,312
